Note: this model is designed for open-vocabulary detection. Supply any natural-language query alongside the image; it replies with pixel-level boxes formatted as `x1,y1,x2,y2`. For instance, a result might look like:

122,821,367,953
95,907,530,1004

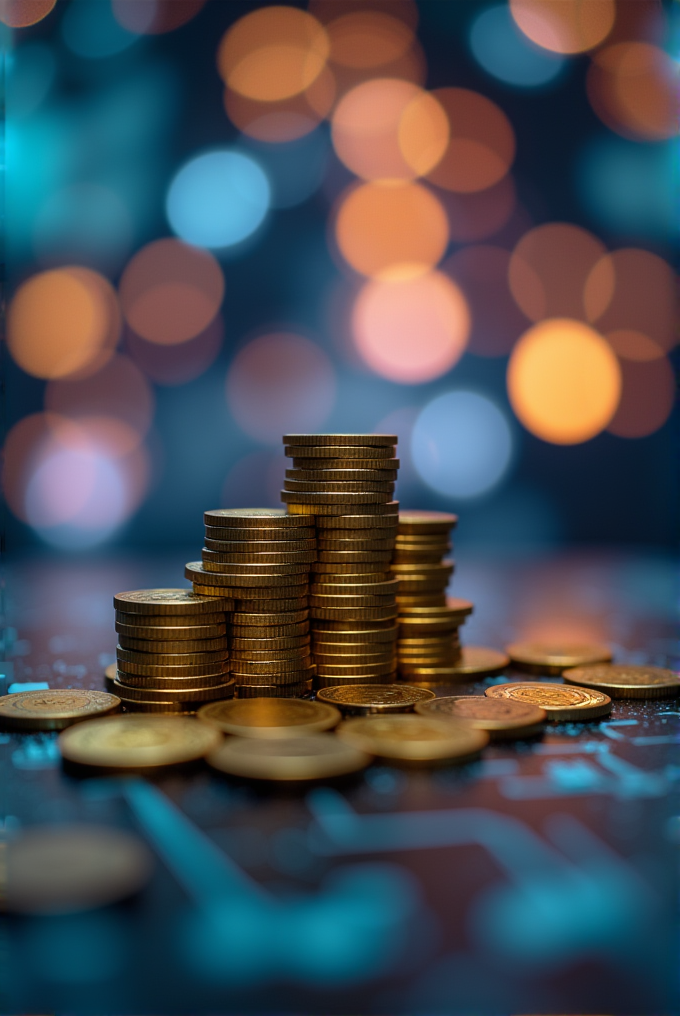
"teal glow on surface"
166,151,270,249
62,0,141,59
470,5,565,87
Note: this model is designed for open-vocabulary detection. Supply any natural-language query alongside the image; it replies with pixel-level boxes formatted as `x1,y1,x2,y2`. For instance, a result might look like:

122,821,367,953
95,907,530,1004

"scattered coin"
416,695,546,739
336,714,488,762
58,715,223,768
0,689,121,731
113,588,232,615
563,663,680,699
206,733,370,781
485,682,612,721
198,698,341,737
507,642,613,675
317,684,435,715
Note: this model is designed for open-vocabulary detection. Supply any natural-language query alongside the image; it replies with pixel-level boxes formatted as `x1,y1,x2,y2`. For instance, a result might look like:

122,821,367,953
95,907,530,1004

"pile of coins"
391,511,474,681
185,509,315,698
281,434,400,689
113,590,235,711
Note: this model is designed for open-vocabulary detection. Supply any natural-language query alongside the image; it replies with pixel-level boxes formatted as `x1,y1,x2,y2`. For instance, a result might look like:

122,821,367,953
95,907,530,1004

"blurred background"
3,0,678,557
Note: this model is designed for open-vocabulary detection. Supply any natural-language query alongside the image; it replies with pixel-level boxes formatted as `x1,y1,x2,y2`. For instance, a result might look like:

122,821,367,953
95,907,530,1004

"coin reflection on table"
58,715,222,769
1,826,153,914
206,733,371,781
415,695,546,739
197,697,341,737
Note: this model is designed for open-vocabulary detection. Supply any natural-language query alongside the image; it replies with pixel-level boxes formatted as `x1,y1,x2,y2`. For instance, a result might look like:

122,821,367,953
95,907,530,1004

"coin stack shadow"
391,512,474,681
185,509,315,698
114,590,235,712
281,434,400,689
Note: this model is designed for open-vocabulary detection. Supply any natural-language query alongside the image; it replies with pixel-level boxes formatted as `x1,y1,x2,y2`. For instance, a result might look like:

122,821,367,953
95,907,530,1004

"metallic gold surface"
282,433,397,446
113,589,233,615
400,645,508,678
337,714,488,762
416,695,546,739
291,457,400,470
317,684,435,715
118,635,229,654
198,698,340,737
285,445,395,459
207,733,370,781
0,689,121,731
186,562,309,587
115,621,227,641
58,715,223,768
287,501,399,516
204,525,314,542
563,663,680,698
204,508,310,528
115,610,226,627
485,682,612,720
288,469,398,482
507,642,614,675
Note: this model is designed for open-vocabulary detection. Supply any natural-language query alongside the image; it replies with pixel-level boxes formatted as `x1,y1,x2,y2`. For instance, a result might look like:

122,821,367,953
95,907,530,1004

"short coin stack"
390,512,474,681
281,434,400,689
185,509,315,698
113,589,235,711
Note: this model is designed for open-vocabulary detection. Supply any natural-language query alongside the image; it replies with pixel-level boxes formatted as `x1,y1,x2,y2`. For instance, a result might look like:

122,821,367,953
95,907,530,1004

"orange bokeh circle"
0,0,56,27
223,65,336,142
217,6,329,102
326,10,414,68
587,43,679,142
426,88,515,194
335,180,449,280
607,354,675,439
111,0,206,34
509,0,615,54
352,270,470,384
507,318,621,444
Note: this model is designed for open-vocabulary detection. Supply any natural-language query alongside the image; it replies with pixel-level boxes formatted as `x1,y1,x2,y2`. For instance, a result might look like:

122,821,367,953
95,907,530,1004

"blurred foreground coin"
506,641,613,675
415,695,546,739
58,715,222,768
0,689,120,731
485,682,611,720
563,663,680,699
336,714,488,762
198,698,340,737
207,734,370,781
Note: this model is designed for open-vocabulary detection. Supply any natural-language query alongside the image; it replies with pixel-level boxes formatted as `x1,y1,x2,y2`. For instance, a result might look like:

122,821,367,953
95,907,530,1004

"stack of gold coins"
185,508,315,698
390,511,473,680
113,589,235,711
281,434,399,689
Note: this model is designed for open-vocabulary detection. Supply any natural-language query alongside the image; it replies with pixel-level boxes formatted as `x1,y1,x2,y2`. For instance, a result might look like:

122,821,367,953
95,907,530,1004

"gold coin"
311,592,395,607
397,598,447,609
336,714,487,762
318,538,395,552
198,697,340,737
186,562,309,588
312,572,390,585
204,508,311,528
230,669,314,686
314,654,396,667
208,732,369,780
115,658,229,678
397,510,458,534
115,621,227,641
390,560,454,574
485,682,612,721
315,660,396,677
202,548,316,566
2,826,153,914
312,563,388,576
285,445,395,459
416,695,546,739
58,715,223,768
400,645,508,677
283,433,397,447
204,538,317,554
312,578,398,594
317,551,393,564
315,514,399,530
231,609,308,624
114,678,234,701
317,683,435,715
115,610,226,628
287,500,399,516
118,635,229,654
316,673,394,687
235,680,312,698
398,635,457,646
313,643,396,657
507,642,614,675
231,634,310,651
230,657,313,676
231,623,309,639
400,601,473,619
201,558,311,575
204,525,315,542
398,620,461,635
284,479,395,495
282,490,391,506
392,551,447,564
113,589,232,615
563,663,680,699
233,598,308,612
287,468,398,482
230,646,310,662
0,689,120,731
394,576,449,590
312,606,398,622
292,457,400,470
313,621,397,636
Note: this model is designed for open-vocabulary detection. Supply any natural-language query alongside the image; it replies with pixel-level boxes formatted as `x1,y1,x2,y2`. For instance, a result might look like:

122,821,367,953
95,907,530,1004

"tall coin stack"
281,434,400,689
390,512,474,681
185,509,315,698
113,589,235,711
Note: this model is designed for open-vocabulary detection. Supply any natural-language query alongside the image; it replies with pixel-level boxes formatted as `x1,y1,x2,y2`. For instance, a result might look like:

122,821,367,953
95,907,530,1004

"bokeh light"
444,245,529,357
224,69,335,143
412,391,513,498
507,319,621,444
166,150,270,249
226,333,336,445
443,174,517,244
584,248,677,352
352,271,470,384
470,4,565,88
217,7,329,102
335,180,449,280
125,315,223,387
508,223,607,322
0,0,56,28
326,10,414,68
7,42,56,118
33,183,133,273
426,88,515,193
606,354,675,439
509,0,615,54
587,43,679,142
221,449,286,509
62,0,141,59
119,239,224,346
111,0,206,35
331,79,448,181
45,354,155,441
8,267,120,380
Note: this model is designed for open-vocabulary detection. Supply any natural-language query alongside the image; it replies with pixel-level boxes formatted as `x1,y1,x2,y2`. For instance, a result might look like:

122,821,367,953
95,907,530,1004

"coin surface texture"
198,698,340,737
336,714,488,761
403,645,509,678
113,589,231,615
485,682,612,720
283,433,397,446
507,641,613,675
206,733,370,780
317,683,435,715
0,689,121,730
204,508,311,527
415,695,546,738
58,715,222,768
563,663,680,698
2,826,153,914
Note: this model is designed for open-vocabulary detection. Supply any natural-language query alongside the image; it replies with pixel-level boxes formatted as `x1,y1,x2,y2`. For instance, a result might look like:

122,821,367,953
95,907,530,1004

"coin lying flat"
115,610,226,627
336,714,488,762
236,680,312,698
397,510,458,534
115,621,227,641
204,508,311,528
1,826,153,914
287,501,399,516
317,683,435,715
283,433,397,447
207,733,370,780
406,645,510,678
416,695,546,739
485,682,612,721
58,715,223,768
0,689,121,731
507,642,613,675
198,698,341,737
113,588,232,615
563,663,680,699
186,562,309,588
285,444,395,458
